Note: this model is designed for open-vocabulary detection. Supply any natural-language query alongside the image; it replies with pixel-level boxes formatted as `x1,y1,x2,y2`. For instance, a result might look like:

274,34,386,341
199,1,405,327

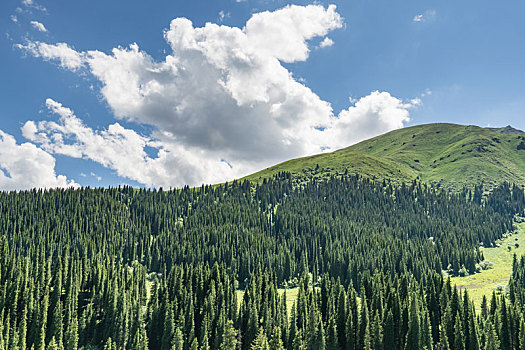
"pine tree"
37,289,50,350
251,328,270,350
405,297,420,350
189,338,199,350
269,327,285,350
498,297,510,350
19,307,28,350
453,314,465,350
172,327,183,350
162,303,175,349
438,325,450,350
480,296,488,320
317,322,326,350
65,313,78,350
200,328,210,350
345,311,355,350
104,337,116,350
219,320,238,350
383,310,394,350
358,297,369,350
292,329,306,350
420,308,433,350
520,318,525,350
49,300,64,347
246,303,259,348
371,312,383,350
484,322,500,350
326,317,338,350
336,288,347,349
47,336,59,350
363,320,372,350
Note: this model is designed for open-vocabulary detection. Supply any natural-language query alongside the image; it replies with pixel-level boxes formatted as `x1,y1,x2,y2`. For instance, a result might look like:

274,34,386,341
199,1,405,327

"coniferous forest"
1,174,525,349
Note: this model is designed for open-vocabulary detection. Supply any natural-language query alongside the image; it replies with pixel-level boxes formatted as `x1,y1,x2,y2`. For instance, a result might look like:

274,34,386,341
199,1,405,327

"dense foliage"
0,174,524,349
1,175,523,284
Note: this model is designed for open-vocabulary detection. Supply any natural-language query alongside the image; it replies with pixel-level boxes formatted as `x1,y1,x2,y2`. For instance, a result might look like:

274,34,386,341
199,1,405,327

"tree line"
0,173,524,348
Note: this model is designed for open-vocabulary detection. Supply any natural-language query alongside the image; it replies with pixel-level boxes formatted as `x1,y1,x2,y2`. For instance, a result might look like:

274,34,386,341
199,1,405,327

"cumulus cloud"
30,20,47,32
11,15,18,23
18,4,418,188
324,91,418,150
243,4,342,62
0,129,77,191
16,41,84,70
319,37,334,48
23,99,236,187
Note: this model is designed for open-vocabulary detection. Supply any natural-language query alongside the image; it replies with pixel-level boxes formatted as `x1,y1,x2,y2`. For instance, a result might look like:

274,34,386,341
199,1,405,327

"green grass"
236,287,299,316
243,123,525,191
451,222,525,310
242,150,413,186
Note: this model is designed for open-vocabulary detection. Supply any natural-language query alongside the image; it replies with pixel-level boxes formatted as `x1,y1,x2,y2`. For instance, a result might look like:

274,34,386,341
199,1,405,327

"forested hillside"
1,175,525,349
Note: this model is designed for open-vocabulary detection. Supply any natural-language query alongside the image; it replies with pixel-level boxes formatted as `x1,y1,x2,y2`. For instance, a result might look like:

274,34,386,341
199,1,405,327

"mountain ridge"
244,123,525,190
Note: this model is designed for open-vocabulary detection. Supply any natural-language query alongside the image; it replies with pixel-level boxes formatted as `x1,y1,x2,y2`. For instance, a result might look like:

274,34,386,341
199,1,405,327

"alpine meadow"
2,1,525,350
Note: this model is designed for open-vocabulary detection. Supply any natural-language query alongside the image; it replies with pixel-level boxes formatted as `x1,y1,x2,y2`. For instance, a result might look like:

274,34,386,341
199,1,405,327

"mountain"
244,123,525,190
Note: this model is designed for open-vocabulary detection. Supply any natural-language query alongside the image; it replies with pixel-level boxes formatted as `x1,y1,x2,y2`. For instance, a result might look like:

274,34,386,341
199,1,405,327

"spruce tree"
371,312,383,350
404,297,420,350
383,310,395,350
345,311,355,350
269,327,285,350
453,314,465,350
219,320,238,350
250,328,270,350
172,327,184,350
326,317,338,350
484,322,500,350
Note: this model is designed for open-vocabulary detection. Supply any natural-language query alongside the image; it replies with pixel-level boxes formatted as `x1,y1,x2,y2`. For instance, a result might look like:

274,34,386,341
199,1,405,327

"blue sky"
1,0,524,189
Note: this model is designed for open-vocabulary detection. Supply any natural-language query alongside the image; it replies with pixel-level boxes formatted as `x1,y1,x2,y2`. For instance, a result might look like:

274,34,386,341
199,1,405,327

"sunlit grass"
236,287,299,316
451,222,525,310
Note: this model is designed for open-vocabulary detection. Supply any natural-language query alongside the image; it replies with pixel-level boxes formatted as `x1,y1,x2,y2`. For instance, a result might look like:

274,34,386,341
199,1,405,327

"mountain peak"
487,125,524,135
244,123,525,190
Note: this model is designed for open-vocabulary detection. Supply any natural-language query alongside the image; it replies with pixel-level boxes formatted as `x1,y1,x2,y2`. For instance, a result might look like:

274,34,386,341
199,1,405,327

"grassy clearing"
451,222,525,309
236,287,299,315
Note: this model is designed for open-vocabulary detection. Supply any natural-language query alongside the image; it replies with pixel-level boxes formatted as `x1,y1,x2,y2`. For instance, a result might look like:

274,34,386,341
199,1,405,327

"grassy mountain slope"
245,123,525,189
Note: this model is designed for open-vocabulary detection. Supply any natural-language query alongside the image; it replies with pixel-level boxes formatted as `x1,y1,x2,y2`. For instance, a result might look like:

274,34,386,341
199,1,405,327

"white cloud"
16,41,84,70
0,129,77,191
30,20,47,32
421,88,432,97
90,172,102,181
19,4,418,188
22,0,46,12
24,99,235,187
413,9,436,23
413,15,424,22
319,37,334,48
10,15,18,23
324,91,418,150
219,11,230,22
243,4,342,62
